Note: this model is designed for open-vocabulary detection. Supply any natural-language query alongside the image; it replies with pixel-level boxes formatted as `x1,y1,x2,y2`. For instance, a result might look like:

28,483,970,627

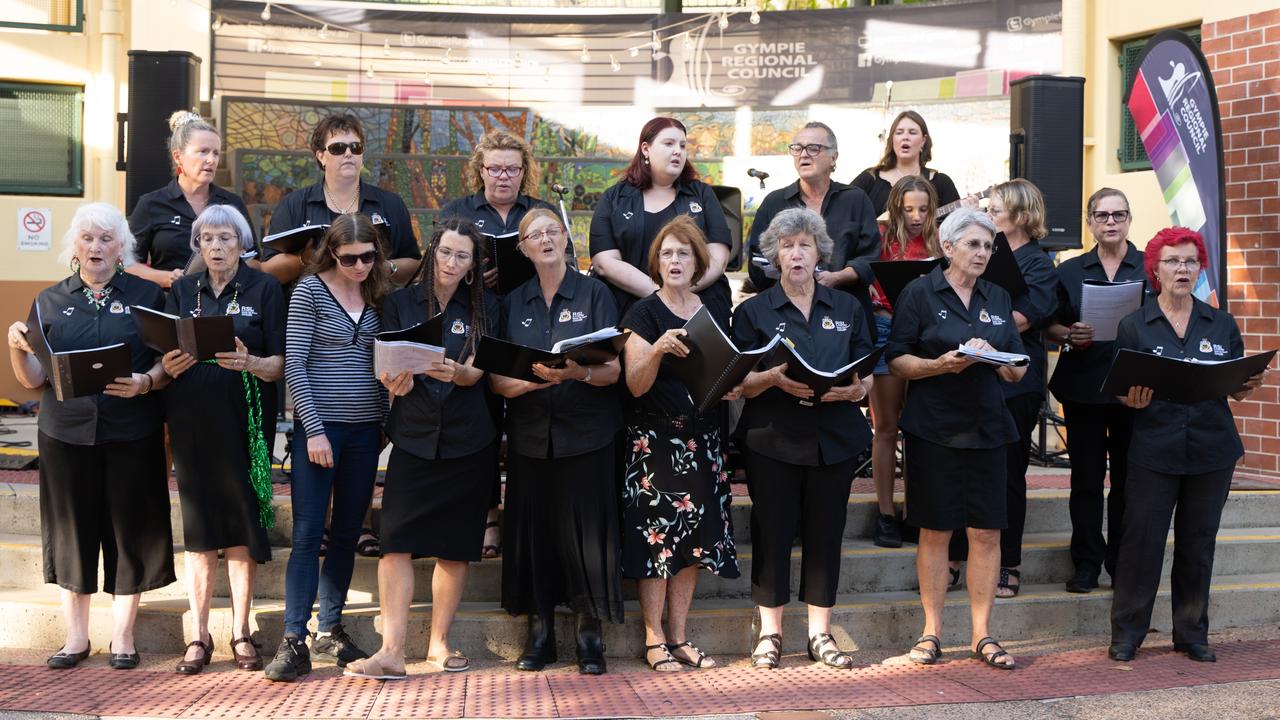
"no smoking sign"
18,207,52,251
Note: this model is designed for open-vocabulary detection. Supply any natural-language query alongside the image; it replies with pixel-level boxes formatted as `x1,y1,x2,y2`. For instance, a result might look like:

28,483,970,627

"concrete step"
4,524,1280,604
3,572,1279,661
4,481,1280,547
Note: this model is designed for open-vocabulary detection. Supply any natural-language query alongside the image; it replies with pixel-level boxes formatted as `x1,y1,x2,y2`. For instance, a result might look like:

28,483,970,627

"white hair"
190,204,256,253
758,207,834,268
58,202,137,268
939,207,996,248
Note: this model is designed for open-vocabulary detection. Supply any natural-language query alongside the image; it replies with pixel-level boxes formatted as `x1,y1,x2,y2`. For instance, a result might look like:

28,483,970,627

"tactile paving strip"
624,664,748,716
178,669,303,718
96,667,227,716
547,673,648,719
366,673,466,719
277,674,384,719
463,673,556,718
855,661,989,705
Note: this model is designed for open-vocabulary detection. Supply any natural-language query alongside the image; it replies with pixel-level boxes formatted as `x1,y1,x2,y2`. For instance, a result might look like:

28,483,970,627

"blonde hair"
884,175,940,258
464,130,541,196
994,178,1048,240
167,111,218,172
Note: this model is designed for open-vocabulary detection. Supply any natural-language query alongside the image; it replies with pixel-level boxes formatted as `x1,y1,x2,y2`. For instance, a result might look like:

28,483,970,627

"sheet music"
956,345,1030,367
1080,279,1145,342
374,340,445,378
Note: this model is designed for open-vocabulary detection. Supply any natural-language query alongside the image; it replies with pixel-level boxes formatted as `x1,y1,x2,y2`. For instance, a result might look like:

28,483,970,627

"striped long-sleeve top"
285,274,387,437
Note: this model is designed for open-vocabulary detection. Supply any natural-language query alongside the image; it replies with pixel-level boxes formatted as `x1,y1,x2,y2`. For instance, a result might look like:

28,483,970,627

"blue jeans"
284,420,381,637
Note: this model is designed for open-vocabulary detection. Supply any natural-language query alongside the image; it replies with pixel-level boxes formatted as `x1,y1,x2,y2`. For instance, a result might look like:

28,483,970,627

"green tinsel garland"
202,360,275,528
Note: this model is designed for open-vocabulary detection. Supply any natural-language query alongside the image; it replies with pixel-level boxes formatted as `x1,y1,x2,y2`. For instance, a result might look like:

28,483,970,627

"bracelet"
388,260,398,275
582,366,593,384
140,373,154,395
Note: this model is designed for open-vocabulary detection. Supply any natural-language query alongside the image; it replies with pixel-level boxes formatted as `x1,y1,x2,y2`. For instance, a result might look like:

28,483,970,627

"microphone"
746,168,769,189
551,182,569,196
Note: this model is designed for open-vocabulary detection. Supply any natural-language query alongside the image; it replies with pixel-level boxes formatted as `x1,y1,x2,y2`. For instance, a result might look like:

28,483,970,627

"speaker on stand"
1009,74,1084,468
118,51,202,215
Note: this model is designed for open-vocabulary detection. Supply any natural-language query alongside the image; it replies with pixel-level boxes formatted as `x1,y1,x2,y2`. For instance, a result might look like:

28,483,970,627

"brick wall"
1203,8,1280,477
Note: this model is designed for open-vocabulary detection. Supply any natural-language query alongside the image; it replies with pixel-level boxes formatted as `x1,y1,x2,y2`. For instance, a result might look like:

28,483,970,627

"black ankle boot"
516,613,557,671
575,613,606,675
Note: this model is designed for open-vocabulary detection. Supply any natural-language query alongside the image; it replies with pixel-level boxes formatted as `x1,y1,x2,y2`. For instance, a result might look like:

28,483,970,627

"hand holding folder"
1102,348,1276,404
133,306,237,360
668,306,780,413
474,328,628,383
769,338,883,405
25,302,133,401
373,313,446,378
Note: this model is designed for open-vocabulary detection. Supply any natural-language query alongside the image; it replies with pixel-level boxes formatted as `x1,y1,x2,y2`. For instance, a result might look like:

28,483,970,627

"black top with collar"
499,269,622,459
165,263,287,359
620,292,730,419
850,168,961,218
263,180,422,262
885,266,1026,449
745,180,882,336
1114,298,1245,475
129,179,252,271
730,282,874,466
1049,242,1149,405
589,179,732,318
34,272,167,445
1003,239,1060,399
440,191,557,237
382,284,501,460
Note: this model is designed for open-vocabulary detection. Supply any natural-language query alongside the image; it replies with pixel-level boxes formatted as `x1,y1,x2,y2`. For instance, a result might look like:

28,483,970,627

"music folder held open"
870,258,941,308
668,306,780,414
26,301,132,401
373,313,445,378
132,305,237,360
474,327,629,383
770,339,884,404
1101,348,1276,404
980,233,1029,298
262,224,329,255
484,231,538,295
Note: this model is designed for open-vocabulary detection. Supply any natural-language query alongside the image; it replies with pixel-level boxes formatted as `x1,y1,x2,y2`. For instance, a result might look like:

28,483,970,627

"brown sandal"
232,636,263,670
176,637,213,675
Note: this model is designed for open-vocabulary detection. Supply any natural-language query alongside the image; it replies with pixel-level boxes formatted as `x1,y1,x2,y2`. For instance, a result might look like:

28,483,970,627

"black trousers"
949,392,1041,566
744,450,857,609
1062,401,1134,578
1110,463,1233,647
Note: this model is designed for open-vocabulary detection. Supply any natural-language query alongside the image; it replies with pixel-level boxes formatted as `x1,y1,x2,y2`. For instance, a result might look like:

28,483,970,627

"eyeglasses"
658,248,694,261
787,143,830,156
334,250,377,267
1159,258,1201,270
483,165,523,178
435,247,474,264
325,141,365,156
198,233,238,246
523,227,564,243
957,239,997,253
1090,210,1130,224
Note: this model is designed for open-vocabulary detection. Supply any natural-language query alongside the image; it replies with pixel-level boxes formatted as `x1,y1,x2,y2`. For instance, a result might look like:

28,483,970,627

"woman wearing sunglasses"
262,113,421,287
264,214,392,682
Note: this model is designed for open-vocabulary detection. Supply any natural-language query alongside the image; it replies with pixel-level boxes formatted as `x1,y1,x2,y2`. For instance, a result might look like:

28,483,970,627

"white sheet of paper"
374,340,444,378
1080,280,1145,342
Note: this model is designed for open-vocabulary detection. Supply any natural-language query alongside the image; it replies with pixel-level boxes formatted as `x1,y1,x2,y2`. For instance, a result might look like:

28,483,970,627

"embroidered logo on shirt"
371,213,386,225
109,301,124,314
171,215,181,225
521,318,533,327
979,309,991,323
689,202,703,213
475,219,486,228
451,319,466,335
775,322,786,334
1213,343,1227,356
1199,338,1213,354
622,211,634,220
1153,345,1164,356
62,307,74,316
240,306,257,317
834,320,850,332
558,309,572,323
821,316,835,330
937,309,947,320
572,311,588,322
990,314,1006,326
226,301,241,315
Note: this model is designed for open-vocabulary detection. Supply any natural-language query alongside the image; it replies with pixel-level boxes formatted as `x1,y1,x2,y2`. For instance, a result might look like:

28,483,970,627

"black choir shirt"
730,282,874,466
263,180,422,263
1113,298,1245,475
849,168,961,218
440,191,556,237
1049,242,1148,405
499,269,622,459
165,262,287,361
745,180,882,336
589,179,732,321
33,272,166,445
885,266,1026,449
382,284,501,460
129,179,253,271
620,292,730,419
1004,239,1060,400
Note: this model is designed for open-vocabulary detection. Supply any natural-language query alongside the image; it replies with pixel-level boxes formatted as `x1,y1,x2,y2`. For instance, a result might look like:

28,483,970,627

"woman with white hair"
7,203,175,670
161,204,286,676
886,207,1026,670
731,207,874,670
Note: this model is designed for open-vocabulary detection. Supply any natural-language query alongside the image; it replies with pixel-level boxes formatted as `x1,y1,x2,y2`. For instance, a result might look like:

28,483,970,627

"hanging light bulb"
211,15,223,31
718,12,730,31
260,2,271,21
318,24,328,40
629,46,639,57
750,8,761,24
650,31,661,51
313,58,322,67
383,39,392,56
366,65,375,79
580,45,590,63
610,54,620,72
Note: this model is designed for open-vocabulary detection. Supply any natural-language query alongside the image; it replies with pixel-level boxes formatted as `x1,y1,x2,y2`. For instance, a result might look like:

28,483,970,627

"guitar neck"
937,186,994,216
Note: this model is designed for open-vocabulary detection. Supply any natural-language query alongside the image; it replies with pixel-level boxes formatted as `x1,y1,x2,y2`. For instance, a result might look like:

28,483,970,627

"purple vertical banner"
1124,29,1226,308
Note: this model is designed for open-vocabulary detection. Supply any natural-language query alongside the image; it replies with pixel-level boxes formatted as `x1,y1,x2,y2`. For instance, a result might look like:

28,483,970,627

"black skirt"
501,443,625,623
904,432,1007,531
621,423,739,580
380,443,496,561
166,364,272,562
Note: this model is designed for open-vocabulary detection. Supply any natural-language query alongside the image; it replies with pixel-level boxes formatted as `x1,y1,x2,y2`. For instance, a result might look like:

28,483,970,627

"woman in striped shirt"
265,213,391,682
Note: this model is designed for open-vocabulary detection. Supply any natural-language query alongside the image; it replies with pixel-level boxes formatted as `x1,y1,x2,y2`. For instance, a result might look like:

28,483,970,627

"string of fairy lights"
208,0,765,84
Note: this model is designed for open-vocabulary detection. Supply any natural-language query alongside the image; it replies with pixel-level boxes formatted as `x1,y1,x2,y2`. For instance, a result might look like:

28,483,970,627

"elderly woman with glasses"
162,204,286,676
886,208,1026,670
261,113,421,287
732,208,874,670
8,203,174,670
1107,227,1266,664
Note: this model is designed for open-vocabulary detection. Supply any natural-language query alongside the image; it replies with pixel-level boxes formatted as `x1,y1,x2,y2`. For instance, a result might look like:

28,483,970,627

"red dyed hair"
1144,226,1208,292
621,117,698,190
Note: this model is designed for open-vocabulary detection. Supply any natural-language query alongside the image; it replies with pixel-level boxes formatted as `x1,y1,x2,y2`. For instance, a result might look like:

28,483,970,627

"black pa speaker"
1009,75,1085,250
119,51,202,214
711,184,744,269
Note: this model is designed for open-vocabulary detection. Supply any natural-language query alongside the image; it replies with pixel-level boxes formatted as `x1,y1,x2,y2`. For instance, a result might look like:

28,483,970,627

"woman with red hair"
1107,227,1267,663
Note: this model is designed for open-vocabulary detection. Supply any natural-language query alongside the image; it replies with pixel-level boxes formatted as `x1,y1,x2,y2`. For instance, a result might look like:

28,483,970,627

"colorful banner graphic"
1125,29,1226,307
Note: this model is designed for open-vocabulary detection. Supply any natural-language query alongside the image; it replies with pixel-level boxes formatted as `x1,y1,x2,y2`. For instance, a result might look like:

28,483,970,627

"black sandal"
644,643,683,672
356,528,380,558
996,568,1021,598
972,636,1015,670
481,520,501,559
807,633,853,669
751,633,782,670
666,641,714,668
909,634,942,665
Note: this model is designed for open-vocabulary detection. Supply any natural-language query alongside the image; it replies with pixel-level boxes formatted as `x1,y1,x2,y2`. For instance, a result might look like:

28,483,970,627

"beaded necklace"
82,284,113,310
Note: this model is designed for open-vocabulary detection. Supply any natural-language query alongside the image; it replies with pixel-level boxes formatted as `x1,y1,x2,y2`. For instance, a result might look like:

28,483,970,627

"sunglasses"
335,250,377,267
325,141,365,156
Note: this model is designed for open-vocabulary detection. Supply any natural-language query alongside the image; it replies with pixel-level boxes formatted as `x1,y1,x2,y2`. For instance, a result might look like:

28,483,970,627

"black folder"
668,306,781,414
263,224,329,254
474,328,629,383
980,233,1029,298
770,339,884,404
26,302,132,401
484,231,537,295
870,259,941,307
1101,348,1277,404
132,306,237,360
376,313,444,346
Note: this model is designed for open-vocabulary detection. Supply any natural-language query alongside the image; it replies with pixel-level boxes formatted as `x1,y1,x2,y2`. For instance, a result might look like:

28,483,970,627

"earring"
643,155,650,165
115,260,125,273
70,257,81,273
465,269,475,285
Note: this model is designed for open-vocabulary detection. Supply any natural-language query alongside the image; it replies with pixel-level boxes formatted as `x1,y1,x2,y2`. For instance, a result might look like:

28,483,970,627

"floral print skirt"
621,423,740,580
